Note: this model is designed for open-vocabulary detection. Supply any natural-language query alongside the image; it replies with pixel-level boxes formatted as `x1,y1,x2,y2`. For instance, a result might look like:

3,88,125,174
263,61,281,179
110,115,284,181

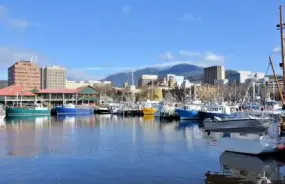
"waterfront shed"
36,85,100,106
0,85,36,105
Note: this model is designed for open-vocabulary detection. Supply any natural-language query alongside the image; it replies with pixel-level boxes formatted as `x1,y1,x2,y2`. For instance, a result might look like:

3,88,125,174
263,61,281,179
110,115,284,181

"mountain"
103,64,203,86
103,64,237,86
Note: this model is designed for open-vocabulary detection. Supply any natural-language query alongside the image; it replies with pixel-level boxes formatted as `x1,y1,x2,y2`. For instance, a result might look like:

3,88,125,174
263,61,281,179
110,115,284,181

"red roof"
37,88,77,94
0,85,36,96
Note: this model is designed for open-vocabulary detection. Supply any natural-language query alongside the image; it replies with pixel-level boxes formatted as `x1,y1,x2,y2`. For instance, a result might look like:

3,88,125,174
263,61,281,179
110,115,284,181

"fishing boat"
55,104,93,115
154,102,176,118
198,103,232,120
142,100,159,115
175,105,200,120
204,116,273,132
6,103,50,116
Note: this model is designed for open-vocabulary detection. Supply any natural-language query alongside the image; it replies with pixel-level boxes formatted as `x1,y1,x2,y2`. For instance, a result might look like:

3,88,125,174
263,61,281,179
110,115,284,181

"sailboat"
142,81,159,115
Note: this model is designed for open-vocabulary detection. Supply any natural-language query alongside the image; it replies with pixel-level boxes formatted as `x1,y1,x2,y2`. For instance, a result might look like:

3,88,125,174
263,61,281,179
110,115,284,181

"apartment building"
8,60,41,90
41,66,66,89
204,66,225,85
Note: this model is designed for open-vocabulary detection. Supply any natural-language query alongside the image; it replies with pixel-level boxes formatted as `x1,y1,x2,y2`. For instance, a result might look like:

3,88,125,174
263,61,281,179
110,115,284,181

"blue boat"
198,111,233,121
55,104,94,115
175,109,200,120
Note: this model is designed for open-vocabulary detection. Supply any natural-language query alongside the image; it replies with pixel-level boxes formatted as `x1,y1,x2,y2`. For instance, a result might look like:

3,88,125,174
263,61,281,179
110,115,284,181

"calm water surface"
0,115,284,183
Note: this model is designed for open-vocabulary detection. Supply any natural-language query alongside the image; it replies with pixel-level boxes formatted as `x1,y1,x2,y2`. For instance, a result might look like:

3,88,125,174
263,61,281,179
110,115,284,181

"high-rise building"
228,71,265,85
41,66,66,89
66,81,87,89
138,75,158,87
203,66,225,85
8,60,41,90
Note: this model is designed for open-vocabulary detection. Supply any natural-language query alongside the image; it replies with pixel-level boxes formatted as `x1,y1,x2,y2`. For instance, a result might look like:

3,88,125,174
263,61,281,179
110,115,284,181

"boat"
142,100,159,115
198,103,232,120
154,102,176,118
175,105,200,120
204,116,273,132
55,104,93,115
6,103,50,116
94,106,110,114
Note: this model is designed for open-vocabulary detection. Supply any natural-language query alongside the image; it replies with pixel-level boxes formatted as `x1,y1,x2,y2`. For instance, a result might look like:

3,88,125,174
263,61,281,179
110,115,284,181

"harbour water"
0,115,284,183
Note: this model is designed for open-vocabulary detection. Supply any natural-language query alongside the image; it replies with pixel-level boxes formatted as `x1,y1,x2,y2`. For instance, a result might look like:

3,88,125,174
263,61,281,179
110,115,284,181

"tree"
31,88,39,93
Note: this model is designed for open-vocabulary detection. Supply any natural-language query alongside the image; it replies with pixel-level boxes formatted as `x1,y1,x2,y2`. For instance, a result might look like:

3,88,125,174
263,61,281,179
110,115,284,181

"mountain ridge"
102,63,206,86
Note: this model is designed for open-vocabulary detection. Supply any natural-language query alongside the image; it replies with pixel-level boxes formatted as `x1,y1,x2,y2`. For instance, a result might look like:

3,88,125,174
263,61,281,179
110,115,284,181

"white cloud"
204,51,224,63
160,50,225,67
67,68,105,81
180,13,200,22
0,46,48,68
0,4,5,18
122,5,131,15
8,19,29,28
85,67,103,70
273,46,281,54
160,51,174,60
0,4,35,29
179,50,200,57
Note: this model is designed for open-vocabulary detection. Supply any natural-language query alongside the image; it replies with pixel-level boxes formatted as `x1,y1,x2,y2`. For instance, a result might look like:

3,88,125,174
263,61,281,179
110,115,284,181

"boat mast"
278,5,285,103
269,56,284,103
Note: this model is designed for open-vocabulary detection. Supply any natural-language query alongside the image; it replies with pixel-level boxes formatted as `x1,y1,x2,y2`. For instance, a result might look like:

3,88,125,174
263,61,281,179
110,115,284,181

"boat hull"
56,107,93,115
204,119,272,132
6,107,50,116
175,109,200,120
220,136,277,155
94,109,110,114
198,111,232,120
142,108,156,115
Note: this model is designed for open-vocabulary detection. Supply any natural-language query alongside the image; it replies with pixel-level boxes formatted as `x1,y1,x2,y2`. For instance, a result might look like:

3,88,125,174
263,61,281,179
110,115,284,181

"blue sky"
0,0,284,80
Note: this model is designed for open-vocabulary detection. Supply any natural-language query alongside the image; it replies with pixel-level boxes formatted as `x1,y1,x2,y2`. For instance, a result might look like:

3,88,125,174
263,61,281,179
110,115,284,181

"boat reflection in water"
204,151,285,184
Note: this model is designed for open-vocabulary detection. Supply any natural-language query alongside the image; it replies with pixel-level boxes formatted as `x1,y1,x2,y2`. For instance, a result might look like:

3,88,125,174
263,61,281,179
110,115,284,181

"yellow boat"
142,107,157,115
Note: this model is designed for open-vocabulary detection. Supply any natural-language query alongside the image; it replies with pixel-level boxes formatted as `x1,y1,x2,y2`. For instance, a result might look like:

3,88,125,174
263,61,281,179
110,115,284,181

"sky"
0,0,284,80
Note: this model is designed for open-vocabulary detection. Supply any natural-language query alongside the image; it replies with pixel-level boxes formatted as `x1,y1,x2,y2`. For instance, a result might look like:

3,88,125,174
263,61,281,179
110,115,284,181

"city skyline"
0,1,284,81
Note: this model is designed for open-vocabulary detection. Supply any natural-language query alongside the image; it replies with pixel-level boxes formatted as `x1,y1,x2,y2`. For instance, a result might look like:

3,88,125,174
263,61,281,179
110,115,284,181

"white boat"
154,103,176,117
219,131,285,155
204,116,273,132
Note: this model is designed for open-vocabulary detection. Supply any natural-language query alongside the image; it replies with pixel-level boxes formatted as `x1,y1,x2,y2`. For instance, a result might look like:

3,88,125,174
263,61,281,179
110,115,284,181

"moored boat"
199,103,232,120
204,116,273,132
219,132,280,155
6,104,50,116
55,104,93,115
142,100,159,116
94,107,110,114
175,108,200,120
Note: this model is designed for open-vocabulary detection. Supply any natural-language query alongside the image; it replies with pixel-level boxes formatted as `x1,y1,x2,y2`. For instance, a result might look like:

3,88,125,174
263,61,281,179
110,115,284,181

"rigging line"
265,63,270,76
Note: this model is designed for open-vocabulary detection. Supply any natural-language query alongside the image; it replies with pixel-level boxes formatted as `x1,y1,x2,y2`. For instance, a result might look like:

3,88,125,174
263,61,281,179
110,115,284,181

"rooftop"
37,88,77,94
0,85,36,96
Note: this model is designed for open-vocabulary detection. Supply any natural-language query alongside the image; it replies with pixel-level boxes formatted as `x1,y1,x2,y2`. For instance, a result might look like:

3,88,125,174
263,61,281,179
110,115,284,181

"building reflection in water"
0,115,99,157
204,151,285,184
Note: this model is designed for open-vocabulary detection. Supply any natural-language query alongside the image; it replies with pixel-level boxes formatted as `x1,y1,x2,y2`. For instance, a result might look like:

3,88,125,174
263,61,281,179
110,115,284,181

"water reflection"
205,152,285,184
1,115,278,183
